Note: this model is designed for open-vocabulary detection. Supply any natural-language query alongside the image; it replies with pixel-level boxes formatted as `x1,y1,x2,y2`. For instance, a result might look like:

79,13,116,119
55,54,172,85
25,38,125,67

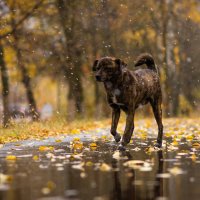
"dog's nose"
95,75,101,81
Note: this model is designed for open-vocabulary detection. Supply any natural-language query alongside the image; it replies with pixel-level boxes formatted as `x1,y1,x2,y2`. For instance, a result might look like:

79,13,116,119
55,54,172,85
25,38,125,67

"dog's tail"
135,53,158,72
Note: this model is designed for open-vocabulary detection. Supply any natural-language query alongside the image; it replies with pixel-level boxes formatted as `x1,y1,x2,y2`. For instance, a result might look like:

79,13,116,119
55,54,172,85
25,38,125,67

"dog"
92,53,163,150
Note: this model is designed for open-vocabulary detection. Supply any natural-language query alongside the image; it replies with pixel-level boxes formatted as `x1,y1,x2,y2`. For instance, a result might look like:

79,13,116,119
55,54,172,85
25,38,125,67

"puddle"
0,130,199,200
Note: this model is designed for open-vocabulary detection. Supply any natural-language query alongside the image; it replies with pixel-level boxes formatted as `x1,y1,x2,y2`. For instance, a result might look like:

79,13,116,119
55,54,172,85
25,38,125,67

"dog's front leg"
119,110,135,150
111,107,121,142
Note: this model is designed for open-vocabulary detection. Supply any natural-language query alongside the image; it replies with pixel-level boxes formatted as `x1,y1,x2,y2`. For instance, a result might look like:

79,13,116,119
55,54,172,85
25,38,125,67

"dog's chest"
111,89,124,106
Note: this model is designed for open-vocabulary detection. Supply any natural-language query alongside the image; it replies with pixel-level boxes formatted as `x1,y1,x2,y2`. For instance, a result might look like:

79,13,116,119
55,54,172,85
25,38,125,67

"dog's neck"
104,72,124,90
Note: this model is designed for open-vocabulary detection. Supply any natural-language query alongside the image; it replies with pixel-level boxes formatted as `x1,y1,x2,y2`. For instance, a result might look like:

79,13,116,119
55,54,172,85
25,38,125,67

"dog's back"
131,54,162,105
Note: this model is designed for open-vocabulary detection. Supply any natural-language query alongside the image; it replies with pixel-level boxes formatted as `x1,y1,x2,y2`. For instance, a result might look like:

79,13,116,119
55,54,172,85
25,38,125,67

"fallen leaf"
156,173,171,178
39,146,54,151
124,160,145,169
6,155,17,161
0,173,13,184
190,154,197,162
33,155,39,161
90,142,97,150
85,161,93,167
168,167,186,175
72,142,83,151
99,163,112,172
55,139,62,143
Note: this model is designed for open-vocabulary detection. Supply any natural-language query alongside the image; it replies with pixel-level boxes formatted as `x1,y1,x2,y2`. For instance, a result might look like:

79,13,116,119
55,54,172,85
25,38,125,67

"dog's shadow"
110,150,164,200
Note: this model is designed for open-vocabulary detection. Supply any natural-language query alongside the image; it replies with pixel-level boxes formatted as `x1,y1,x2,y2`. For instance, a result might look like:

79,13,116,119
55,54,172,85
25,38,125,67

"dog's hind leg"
150,98,163,148
118,110,135,150
111,107,121,142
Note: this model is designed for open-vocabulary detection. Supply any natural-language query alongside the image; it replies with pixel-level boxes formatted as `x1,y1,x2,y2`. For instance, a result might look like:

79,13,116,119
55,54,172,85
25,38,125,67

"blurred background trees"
0,0,200,126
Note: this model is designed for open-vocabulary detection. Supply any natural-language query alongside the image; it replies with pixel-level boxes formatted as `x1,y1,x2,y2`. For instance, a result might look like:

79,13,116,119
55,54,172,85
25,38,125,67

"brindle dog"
92,53,163,150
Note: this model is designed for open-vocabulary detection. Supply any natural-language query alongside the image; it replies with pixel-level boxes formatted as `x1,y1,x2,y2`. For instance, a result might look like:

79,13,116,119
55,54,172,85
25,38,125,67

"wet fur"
93,53,163,149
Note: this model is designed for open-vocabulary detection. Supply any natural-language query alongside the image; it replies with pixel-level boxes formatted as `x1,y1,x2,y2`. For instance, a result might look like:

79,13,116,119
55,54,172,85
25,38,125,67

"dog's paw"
154,142,162,148
118,144,126,151
114,133,121,143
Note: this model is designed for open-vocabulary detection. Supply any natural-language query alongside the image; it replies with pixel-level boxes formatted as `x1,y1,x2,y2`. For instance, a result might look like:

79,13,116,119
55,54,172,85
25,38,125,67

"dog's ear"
115,58,127,70
92,59,99,71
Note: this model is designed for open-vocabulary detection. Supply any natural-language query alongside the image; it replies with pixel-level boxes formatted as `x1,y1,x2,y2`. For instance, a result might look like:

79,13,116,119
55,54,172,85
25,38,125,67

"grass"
0,117,112,144
0,116,200,144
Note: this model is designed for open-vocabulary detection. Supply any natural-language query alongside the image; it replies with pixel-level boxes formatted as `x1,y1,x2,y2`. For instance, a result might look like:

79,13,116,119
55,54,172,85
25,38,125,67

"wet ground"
0,127,200,200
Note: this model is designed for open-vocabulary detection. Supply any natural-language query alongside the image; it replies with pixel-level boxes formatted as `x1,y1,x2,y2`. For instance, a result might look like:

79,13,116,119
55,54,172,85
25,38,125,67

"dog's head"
92,57,127,82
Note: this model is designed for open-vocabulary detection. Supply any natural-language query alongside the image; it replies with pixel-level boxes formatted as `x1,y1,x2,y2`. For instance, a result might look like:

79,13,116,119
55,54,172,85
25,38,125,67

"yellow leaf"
72,142,83,151
55,139,62,143
186,135,194,140
73,137,80,142
85,161,93,167
33,155,39,161
47,181,56,190
6,155,17,161
39,146,54,151
89,142,97,150
71,129,80,134
172,140,179,146
99,163,111,172
192,143,200,149
190,154,197,162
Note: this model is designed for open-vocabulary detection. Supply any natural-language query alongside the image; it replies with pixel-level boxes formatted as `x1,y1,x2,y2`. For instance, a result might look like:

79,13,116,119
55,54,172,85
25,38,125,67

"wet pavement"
0,127,200,200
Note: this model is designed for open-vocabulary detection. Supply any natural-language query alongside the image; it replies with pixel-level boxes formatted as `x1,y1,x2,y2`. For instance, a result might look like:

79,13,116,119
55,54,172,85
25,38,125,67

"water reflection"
0,140,199,200
110,150,164,200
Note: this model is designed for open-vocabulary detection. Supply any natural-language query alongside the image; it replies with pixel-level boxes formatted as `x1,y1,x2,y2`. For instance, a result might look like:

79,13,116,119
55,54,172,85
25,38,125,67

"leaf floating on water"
90,142,97,150
32,155,39,161
171,140,179,146
145,146,157,154
71,129,81,134
168,167,186,176
47,181,56,190
186,135,194,141
55,139,62,143
41,187,50,195
39,146,54,152
190,154,197,162
112,151,121,160
6,155,17,161
124,160,145,170
0,173,13,184
72,142,84,151
41,180,56,195
101,135,108,141
112,150,128,160
192,142,200,149
156,173,171,178
85,161,93,167
73,137,80,142
167,145,178,151
139,165,152,172
99,163,112,172
80,172,87,178
132,147,141,151
72,162,85,171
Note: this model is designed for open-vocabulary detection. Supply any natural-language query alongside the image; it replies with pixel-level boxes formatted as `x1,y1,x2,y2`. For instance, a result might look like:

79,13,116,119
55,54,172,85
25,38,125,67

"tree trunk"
56,0,84,117
167,0,179,116
160,1,170,117
13,32,39,121
161,0,179,117
0,41,10,127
